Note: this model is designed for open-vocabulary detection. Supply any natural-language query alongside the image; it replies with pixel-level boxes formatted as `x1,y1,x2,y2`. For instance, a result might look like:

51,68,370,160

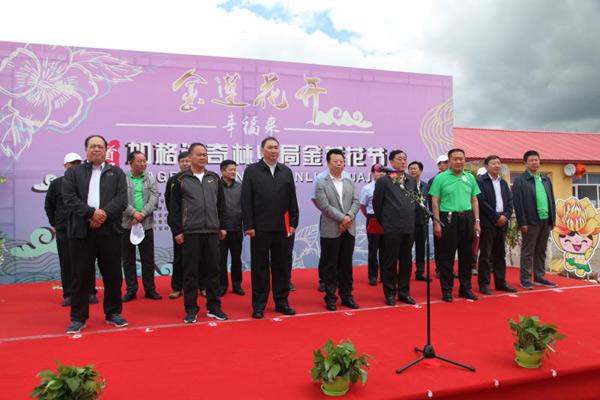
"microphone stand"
394,180,476,374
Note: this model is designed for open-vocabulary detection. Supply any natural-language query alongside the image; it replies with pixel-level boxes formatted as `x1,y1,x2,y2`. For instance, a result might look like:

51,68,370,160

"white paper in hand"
130,223,145,245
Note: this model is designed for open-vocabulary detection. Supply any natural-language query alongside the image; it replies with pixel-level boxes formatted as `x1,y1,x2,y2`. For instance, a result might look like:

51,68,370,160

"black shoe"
122,291,136,302
232,285,245,296
442,292,453,302
325,302,336,311
479,286,492,295
88,294,99,304
385,296,396,306
144,291,162,300
252,310,264,319
317,282,326,292
184,312,197,324
207,308,228,321
341,298,360,309
368,278,377,286
275,305,296,316
398,294,416,305
105,314,128,328
533,277,558,287
289,282,296,292
459,290,479,300
496,284,518,293
415,274,431,282
62,296,72,307
66,320,86,334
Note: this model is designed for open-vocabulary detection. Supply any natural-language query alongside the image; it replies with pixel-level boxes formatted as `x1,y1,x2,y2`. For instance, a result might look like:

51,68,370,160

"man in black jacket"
62,135,128,334
373,150,418,306
512,150,557,289
242,137,299,319
169,143,229,323
408,160,430,282
45,152,98,306
476,155,517,294
165,151,190,299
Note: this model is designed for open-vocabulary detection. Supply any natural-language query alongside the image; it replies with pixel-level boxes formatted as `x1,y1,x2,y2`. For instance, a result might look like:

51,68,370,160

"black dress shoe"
275,305,296,315
459,290,479,300
232,286,245,296
415,274,431,282
496,284,517,293
122,291,136,302
317,282,326,292
479,286,492,295
398,294,416,305
144,291,162,300
442,292,453,302
325,302,336,311
368,278,377,286
385,296,396,306
252,310,264,319
341,298,360,309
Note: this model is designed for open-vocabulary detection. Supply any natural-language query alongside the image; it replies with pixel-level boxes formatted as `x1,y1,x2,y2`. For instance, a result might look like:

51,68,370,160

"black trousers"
433,233,441,273
321,232,355,303
413,224,427,276
250,231,290,312
366,215,383,280
122,228,156,294
287,233,295,284
438,212,474,294
69,234,122,322
183,233,221,314
478,225,508,288
171,236,183,291
381,232,415,298
56,230,96,298
219,230,243,290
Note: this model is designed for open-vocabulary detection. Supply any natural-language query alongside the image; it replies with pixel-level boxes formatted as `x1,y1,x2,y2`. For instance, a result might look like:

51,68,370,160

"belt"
440,211,472,216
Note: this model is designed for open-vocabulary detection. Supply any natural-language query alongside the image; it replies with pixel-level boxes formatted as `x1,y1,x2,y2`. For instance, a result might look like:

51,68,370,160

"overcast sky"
3,0,599,133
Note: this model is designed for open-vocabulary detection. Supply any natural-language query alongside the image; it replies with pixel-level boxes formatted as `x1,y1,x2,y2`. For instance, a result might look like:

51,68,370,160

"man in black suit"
242,137,299,319
476,155,517,294
62,135,128,334
408,160,430,282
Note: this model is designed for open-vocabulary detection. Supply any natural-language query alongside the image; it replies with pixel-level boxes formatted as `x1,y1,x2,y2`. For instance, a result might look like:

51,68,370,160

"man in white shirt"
359,164,385,285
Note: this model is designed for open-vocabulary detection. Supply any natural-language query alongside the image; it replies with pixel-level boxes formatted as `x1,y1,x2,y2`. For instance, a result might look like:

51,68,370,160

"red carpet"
1,266,599,399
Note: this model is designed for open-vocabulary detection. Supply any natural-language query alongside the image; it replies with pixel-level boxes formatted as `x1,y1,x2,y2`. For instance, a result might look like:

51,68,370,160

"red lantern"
575,163,587,178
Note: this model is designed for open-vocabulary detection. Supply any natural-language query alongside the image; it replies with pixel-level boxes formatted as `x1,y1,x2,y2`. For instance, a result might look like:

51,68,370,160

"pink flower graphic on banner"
0,44,142,160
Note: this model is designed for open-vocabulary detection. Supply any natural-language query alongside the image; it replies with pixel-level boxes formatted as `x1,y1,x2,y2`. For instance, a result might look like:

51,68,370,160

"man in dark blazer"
315,149,361,311
62,135,128,334
408,160,430,282
476,155,517,294
242,136,299,319
373,149,418,306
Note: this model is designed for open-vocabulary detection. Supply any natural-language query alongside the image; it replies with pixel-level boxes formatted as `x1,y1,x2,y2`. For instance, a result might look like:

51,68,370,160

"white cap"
436,155,449,164
477,167,487,176
64,152,82,164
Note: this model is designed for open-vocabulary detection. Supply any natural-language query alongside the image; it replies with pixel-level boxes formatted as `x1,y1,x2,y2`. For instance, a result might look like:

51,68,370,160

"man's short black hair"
389,149,406,162
84,134,108,149
447,148,465,158
484,155,501,165
188,142,207,154
408,161,424,171
326,148,345,162
523,150,540,162
220,159,237,170
178,151,190,161
127,150,144,164
261,136,279,148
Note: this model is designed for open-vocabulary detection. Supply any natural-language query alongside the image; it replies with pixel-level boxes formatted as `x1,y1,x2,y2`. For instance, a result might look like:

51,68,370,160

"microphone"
374,164,396,174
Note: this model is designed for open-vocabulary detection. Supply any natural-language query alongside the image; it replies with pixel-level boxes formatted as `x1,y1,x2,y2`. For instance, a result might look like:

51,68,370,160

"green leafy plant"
509,315,565,355
31,360,105,399
311,339,371,384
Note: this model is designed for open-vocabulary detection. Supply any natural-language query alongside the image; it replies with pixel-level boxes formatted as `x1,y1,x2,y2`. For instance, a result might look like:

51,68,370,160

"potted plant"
311,338,371,396
508,315,565,369
31,360,105,399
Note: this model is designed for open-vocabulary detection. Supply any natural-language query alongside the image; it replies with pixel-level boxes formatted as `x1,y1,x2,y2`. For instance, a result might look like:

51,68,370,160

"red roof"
454,127,600,164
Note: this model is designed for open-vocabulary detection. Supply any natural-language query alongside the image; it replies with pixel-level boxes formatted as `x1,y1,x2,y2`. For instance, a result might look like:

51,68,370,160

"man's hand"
434,223,442,238
92,209,107,225
245,229,256,238
474,220,481,236
175,234,184,245
288,227,296,236
219,230,227,240
133,212,144,223
496,215,508,227
90,219,102,229
521,225,528,235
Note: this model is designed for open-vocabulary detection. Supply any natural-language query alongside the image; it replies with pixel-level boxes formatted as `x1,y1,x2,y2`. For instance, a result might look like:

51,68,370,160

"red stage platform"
1,266,599,399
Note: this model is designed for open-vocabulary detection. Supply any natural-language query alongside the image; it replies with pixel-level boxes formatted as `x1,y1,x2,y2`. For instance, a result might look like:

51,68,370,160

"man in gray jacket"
315,149,361,311
169,142,228,323
121,151,161,301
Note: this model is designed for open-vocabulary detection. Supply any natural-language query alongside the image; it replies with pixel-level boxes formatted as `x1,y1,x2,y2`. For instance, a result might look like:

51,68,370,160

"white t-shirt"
194,172,205,183
87,162,104,208
330,174,344,203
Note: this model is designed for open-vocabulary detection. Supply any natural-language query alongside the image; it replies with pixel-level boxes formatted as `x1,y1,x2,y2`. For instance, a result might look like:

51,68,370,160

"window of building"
573,173,600,207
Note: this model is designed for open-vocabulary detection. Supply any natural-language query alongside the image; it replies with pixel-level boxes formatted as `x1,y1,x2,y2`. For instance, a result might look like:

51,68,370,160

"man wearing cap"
45,152,98,307
121,151,162,302
427,155,449,278
476,155,517,294
429,148,481,302
359,164,386,286
62,135,128,334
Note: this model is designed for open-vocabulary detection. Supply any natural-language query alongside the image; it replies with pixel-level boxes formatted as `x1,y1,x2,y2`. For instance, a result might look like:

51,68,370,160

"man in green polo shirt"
512,150,557,289
429,148,481,302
